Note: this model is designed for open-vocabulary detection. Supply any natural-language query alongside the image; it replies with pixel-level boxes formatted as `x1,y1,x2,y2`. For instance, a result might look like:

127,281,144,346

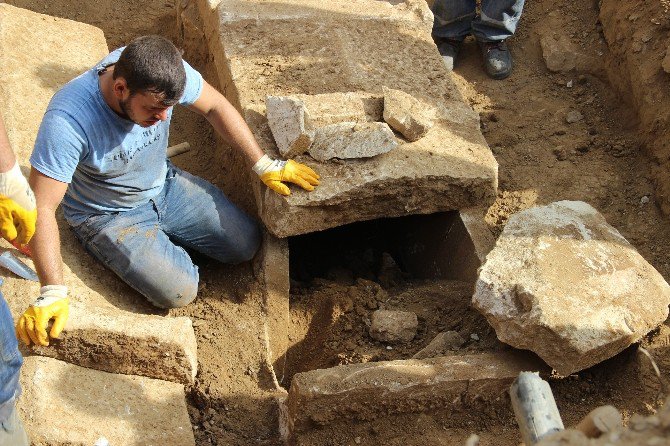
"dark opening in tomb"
275,212,497,388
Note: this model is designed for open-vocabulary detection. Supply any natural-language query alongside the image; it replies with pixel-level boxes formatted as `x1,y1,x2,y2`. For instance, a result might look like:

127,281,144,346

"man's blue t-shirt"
30,48,203,226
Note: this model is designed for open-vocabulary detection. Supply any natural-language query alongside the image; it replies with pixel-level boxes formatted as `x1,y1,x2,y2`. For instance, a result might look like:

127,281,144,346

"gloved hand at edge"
252,154,320,196
0,161,36,245
15,285,69,347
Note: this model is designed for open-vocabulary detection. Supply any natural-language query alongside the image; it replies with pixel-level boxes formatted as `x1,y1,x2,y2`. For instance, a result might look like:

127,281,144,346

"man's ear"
112,78,128,100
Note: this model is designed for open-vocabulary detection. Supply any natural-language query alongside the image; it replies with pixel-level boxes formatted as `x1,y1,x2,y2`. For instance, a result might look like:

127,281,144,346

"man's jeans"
0,291,22,425
432,0,525,42
72,164,261,309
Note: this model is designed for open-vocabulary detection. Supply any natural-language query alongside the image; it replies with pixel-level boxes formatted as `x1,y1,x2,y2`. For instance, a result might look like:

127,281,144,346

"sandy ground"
4,0,670,445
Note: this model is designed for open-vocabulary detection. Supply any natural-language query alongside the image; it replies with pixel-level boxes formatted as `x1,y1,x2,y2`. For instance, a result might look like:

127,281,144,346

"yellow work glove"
0,161,36,245
252,154,320,196
15,285,69,347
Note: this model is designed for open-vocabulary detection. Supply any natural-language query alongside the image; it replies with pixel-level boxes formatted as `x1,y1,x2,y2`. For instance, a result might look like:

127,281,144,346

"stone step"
31,302,197,385
191,0,498,237
281,351,548,437
18,356,195,445
0,4,197,384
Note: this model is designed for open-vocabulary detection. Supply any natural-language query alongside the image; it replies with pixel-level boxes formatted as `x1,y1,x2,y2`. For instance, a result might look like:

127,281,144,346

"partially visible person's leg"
431,0,477,70
156,164,261,265
72,202,200,309
0,294,29,446
472,0,525,79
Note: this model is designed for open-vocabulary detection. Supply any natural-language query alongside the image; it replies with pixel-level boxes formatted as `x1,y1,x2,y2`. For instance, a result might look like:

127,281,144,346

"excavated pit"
278,212,503,388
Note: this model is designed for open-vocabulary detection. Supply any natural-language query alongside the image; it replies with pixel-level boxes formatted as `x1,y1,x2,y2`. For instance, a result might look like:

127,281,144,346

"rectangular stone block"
194,0,498,237
283,351,547,434
18,356,196,446
31,302,198,385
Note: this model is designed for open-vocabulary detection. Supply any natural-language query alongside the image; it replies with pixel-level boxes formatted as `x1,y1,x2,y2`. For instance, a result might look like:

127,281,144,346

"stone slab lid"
201,0,498,236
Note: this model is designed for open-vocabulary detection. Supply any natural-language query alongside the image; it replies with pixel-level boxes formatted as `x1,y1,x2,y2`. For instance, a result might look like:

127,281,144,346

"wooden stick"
574,405,622,438
166,142,191,158
510,372,564,445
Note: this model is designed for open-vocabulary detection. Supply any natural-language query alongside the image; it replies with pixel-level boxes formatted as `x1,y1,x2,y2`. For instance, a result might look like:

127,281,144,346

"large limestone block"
193,0,497,237
18,356,195,446
473,201,670,375
31,302,198,385
0,4,197,383
309,121,398,161
281,351,546,435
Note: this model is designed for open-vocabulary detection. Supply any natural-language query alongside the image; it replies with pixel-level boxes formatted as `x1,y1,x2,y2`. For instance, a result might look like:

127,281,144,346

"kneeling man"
16,35,319,346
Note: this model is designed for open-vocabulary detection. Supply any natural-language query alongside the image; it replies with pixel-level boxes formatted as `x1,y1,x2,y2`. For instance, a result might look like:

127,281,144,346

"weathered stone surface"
283,351,547,434
369,309,418,343
31,302,198,385
412,331,465,359
194,0,497,237
473,201,670,375
253,230,290,388
540,33,589,72
382,86,433,141
309,122,398,161
18,356,195,446
266,96,315,158
0,4,197,384
297,92,382,127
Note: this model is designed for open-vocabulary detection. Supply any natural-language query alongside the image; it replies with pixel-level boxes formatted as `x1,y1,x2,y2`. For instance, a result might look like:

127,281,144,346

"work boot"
480,40,513,80
435,38,463,71
0,404,29,446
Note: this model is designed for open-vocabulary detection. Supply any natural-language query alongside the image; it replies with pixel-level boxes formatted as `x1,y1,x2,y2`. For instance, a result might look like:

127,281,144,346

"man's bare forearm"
28,209,64,286
0,114,17,173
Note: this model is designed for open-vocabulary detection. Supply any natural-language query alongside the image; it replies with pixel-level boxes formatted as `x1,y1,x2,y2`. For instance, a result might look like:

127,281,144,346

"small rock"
382,86,434,141
566,80,573,88
369,310,418,343
662,46,670,74
470,333,480,341
641,196,650,204
354,437,362,444
566,110,584,124
553,147,568,161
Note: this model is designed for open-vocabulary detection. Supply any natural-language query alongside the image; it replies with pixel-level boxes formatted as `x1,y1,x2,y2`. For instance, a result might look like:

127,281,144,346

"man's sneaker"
435,38,463,71
480,40,513,80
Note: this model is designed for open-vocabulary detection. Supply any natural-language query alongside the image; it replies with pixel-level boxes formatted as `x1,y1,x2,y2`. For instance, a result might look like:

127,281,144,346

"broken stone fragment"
565,109,584,124
369,309,418,343
308,122,398,161
663,46,670,74
473,200,670,375
382,86,433,141
412,330,465,359
295,91,382,126
266,95,315,158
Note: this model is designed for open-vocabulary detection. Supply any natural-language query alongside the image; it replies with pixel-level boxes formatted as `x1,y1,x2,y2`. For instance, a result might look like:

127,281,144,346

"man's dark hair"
113,35,186,106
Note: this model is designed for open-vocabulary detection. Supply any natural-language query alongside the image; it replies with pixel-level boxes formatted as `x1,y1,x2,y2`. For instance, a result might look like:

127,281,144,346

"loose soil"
5,0,670,445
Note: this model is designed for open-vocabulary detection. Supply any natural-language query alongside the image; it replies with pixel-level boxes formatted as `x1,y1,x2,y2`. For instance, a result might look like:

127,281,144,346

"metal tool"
0,251,38,281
